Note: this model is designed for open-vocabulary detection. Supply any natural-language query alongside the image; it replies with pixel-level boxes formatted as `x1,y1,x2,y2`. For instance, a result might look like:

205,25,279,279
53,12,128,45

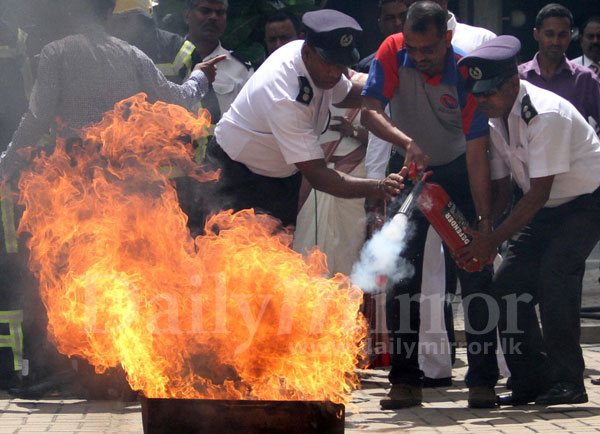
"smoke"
350,211,414,294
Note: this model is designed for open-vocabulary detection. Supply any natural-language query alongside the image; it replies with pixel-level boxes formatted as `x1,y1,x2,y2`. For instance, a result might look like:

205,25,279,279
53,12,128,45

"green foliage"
156,0,318,67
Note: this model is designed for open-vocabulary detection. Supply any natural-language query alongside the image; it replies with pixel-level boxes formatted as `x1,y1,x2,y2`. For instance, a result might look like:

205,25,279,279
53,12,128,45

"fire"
16,94,367,404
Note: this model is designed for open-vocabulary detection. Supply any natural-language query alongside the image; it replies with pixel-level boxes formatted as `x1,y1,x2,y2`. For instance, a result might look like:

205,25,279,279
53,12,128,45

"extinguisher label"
441,201,471,246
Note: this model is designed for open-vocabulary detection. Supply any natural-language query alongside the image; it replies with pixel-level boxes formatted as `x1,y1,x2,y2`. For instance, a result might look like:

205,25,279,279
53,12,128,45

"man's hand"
193,55,227,83
328,115,355,137
375,166,407,201
404,140,429,172
453,227,497,270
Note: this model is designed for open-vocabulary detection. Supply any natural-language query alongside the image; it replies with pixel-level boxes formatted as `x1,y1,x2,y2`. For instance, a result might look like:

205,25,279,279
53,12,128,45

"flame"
17,93,367,404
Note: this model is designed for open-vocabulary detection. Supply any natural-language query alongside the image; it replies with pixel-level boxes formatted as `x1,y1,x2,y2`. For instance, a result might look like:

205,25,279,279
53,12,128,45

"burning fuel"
16,94,367,404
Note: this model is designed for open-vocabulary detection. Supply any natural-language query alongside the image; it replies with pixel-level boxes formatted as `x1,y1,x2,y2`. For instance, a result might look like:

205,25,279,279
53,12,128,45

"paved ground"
2,345,600,433
1,247,599,433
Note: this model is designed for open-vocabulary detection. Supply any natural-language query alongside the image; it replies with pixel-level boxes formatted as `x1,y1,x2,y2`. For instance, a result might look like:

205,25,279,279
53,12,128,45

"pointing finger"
207,55,227,65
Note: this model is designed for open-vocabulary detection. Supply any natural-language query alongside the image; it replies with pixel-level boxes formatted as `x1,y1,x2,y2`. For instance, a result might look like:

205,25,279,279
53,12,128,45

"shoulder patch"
521,94,538,125
230,51,253,70
296,76,313,105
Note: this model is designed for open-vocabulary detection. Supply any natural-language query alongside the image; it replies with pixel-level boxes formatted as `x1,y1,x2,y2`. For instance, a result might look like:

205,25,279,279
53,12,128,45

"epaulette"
296,76,313,105
230,50,253,71
521,94,538,125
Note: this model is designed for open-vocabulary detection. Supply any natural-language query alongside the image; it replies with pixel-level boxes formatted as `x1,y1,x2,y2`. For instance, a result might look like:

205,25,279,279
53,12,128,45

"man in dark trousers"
457,35,600,406
0,0,223,398
205,9,405,229
361,1,497,409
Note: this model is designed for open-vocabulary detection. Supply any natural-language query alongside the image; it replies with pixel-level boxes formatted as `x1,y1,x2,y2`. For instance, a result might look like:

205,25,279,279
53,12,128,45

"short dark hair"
62,0,115,22
535,3,573,28
405,1,447,37
379,0,405,9
265,11,301,34
581,16,600,32
186,0,228,10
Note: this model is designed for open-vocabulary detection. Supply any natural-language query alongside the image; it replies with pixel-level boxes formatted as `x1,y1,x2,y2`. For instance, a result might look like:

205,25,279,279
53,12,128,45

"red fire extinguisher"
406,163,481,272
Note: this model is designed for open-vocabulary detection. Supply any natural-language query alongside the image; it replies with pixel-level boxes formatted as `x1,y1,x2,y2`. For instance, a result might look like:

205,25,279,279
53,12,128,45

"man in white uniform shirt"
184,0,253,115
458,36,600,406
206,9,405,228
572,17,600,76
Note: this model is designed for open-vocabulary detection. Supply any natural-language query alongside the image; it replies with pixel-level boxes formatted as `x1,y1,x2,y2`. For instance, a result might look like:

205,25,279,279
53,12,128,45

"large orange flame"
17,94,367,404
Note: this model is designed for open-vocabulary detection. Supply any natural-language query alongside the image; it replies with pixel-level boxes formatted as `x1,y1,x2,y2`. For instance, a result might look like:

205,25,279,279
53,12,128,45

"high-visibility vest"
1,183,17,254
0,309,24,371
157,39,214,166
0,28,33,100
156,40,195,83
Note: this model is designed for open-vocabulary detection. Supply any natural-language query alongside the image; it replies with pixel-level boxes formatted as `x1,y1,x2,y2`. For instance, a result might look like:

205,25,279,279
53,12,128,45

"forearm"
153,69,208,111
361,108,411,151
309,166,381,198
184,69,209,99
335,80,364,108
361,97,412,150
466,137,492,224
1,111,49,178
489,181,551,247
490,177,512,222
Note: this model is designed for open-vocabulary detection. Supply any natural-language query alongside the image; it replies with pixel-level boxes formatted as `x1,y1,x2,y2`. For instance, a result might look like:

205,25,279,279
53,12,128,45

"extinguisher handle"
407,162,435,184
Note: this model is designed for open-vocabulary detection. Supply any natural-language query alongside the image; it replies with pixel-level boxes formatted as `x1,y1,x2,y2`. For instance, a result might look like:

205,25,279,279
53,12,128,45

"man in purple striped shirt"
518,3,600,135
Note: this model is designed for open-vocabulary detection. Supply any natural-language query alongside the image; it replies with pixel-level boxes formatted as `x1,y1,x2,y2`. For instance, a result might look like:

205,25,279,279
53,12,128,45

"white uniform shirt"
489,80,600,207
365,14,496,179
571,54,600,77
447,13,496,55
203,42,253,114
215,40,352,178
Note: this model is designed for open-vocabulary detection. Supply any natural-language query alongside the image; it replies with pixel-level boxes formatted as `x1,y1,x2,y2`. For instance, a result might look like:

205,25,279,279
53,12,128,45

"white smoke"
350,212,415,293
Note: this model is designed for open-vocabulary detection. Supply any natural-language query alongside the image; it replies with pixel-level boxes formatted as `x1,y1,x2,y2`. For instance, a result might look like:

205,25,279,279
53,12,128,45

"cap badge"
469,66,483,80
340,34,353,47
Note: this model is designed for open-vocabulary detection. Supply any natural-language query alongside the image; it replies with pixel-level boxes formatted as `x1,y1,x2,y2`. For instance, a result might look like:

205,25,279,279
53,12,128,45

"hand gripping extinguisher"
402,163,482,272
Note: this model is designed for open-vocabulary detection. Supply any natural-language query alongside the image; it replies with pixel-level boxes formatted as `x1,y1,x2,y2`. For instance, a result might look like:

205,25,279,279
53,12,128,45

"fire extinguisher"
404,163,481,272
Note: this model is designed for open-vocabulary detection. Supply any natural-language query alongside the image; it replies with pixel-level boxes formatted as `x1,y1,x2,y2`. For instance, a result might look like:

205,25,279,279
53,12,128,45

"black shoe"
423,376,452,388
380,384,423,409
468,386,497,408
591,377,600,386
535,382,588,405
496,391,538,406
9,378,62,399
8,370,76,399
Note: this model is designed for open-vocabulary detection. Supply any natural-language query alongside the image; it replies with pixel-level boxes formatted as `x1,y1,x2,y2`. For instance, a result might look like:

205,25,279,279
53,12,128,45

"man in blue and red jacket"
361,1,497,409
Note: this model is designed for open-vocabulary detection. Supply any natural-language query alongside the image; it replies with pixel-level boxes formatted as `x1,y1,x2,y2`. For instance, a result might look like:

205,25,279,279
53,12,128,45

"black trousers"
386,154,498,388
493,186,600,394
203,137,302,228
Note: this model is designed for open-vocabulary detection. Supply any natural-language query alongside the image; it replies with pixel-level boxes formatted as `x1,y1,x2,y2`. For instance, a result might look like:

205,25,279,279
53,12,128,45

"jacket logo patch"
440,94,458,109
